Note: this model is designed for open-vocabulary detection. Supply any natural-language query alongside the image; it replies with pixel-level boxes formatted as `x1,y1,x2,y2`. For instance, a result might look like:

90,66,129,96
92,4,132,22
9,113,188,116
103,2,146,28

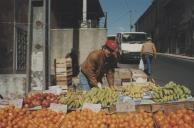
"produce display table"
0,77,194,128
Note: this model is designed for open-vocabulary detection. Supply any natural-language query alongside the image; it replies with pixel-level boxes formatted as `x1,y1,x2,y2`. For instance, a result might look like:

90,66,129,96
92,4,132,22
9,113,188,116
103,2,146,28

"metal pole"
43,0,47,90
81,0,87,27
26,0,32,94
13,0,16,73
104,12,107,28
47,0,51,87
192,1,194,56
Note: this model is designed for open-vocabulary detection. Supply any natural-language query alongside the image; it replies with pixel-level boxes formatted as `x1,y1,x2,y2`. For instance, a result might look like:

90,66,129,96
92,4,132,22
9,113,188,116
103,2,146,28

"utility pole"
129,10,132,32
192,1,194,56
81,0,87,28
104,12,107,28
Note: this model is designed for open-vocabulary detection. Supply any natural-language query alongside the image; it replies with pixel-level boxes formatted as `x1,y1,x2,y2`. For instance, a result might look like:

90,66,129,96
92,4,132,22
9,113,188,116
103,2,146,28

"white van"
116,32,147,62
107,35,116,41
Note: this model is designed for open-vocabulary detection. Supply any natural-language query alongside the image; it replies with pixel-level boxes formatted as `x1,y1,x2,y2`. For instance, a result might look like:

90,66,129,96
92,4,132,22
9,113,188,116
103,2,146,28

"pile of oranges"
154,108,194,128
0,106,64,128
62,109,154,128
3,106,194,128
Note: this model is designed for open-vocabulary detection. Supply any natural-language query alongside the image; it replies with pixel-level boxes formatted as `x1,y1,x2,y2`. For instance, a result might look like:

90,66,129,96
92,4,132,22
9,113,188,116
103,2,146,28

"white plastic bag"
97,82,102,88
138,58,144,70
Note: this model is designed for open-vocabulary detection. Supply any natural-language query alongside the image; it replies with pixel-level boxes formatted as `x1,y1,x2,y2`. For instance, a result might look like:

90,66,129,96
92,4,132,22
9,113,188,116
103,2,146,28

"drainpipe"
81,0,87,28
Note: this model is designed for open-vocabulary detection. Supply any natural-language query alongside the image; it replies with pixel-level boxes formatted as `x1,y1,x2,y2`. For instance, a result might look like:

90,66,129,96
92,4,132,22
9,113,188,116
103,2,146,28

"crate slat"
56,69,72,75
55,63,72,68
56,76,72,81
55,58,72,63
56,68,72,73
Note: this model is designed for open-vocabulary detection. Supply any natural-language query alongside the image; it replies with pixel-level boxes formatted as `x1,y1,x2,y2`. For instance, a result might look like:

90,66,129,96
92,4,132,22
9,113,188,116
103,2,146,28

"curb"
157,53,194,61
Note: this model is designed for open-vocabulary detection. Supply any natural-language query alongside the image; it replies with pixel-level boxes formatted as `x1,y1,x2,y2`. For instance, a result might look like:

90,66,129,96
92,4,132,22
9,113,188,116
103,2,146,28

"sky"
99,0,152,35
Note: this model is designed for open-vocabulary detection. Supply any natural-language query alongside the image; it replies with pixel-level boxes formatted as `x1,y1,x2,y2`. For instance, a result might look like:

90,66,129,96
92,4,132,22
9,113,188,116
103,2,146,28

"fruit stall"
0,79,194,128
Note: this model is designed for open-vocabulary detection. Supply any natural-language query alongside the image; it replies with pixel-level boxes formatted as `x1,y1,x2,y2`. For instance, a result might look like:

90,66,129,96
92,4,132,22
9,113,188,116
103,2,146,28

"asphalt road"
118,55,194,95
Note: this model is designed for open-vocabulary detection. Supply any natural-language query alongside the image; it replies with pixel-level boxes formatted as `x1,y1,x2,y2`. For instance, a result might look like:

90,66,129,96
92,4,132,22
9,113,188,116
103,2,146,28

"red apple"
42,100,50,107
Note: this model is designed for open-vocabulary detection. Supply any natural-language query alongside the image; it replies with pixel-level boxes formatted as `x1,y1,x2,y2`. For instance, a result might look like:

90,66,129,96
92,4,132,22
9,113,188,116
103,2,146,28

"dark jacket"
66,49,79,76
81,49,115,87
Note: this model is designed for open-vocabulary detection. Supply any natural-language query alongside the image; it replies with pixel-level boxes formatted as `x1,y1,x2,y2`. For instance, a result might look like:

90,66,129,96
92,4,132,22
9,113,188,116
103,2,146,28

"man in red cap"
79,40,118,90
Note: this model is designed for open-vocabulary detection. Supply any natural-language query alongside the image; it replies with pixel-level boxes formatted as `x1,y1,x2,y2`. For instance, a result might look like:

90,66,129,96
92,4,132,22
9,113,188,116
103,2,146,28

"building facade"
0,0,107,97
135,0,194,56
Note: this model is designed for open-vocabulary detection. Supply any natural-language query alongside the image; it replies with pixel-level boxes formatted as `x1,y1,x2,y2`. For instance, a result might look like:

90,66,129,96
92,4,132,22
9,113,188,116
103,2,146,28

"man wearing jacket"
79,40,118,90
141,37,157,77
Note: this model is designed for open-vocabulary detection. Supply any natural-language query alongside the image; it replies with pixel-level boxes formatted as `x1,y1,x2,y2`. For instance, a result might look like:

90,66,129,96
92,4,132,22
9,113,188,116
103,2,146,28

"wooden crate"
55,67,72,74
183,101,194,109
151,101,189,113
56,75,72,81
151,104,163,112
55,58,72,65
136,104,152,112
55,58,72,70
130,69,147,83
119,68,132,80
56,80,72,85
54,57,72,88
163,102,185,113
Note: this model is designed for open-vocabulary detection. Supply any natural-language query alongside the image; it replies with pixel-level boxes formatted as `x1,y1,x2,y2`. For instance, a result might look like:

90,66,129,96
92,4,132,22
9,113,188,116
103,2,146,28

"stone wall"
50,28,107,74
79,28,107,64
0,74,26,99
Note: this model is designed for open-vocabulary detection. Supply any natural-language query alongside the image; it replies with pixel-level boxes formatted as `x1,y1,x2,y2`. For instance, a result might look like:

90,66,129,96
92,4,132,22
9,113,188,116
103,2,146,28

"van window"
107,36,115,41
122,33,146,43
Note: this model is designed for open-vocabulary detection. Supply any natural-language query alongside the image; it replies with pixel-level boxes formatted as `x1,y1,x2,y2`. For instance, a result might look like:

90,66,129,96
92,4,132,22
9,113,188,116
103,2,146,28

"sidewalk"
157,53,194,61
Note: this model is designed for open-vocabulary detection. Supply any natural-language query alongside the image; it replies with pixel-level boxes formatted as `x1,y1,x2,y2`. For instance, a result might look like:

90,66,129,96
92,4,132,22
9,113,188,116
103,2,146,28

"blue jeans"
79,71,90,91
143,54,153,76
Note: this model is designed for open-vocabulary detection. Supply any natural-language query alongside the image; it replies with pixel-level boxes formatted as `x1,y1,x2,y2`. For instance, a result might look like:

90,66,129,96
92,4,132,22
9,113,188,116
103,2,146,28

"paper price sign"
116,102,135,112
49,103,67,113
11,99,23,108
82,103,101,112
28,106,42,111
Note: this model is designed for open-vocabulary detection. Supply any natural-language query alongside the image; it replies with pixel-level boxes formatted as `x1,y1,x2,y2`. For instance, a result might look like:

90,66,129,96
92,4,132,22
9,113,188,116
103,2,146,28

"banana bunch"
143,83,159,91
83,87,119,107
152,81,191,103
165,81,191,95
152,88,176,103
58,91,84,109
122,85,145,99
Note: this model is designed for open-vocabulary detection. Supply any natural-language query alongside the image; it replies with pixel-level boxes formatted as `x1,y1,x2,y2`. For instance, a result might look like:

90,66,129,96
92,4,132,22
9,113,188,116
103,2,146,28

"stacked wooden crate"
130,69,147,83
118,68,132,86
54,58,72,90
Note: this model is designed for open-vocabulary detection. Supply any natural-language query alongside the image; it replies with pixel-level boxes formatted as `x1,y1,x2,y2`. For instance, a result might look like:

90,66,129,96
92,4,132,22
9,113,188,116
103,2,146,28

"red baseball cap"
105,40,118,52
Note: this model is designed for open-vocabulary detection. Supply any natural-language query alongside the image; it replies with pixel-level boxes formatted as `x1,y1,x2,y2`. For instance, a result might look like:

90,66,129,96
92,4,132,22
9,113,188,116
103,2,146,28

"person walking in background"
141,37,156,78
79,40,118,91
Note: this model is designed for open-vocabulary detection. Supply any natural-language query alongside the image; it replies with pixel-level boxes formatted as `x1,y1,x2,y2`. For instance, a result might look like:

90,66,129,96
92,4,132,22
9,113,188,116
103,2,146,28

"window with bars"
16,27,27,72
